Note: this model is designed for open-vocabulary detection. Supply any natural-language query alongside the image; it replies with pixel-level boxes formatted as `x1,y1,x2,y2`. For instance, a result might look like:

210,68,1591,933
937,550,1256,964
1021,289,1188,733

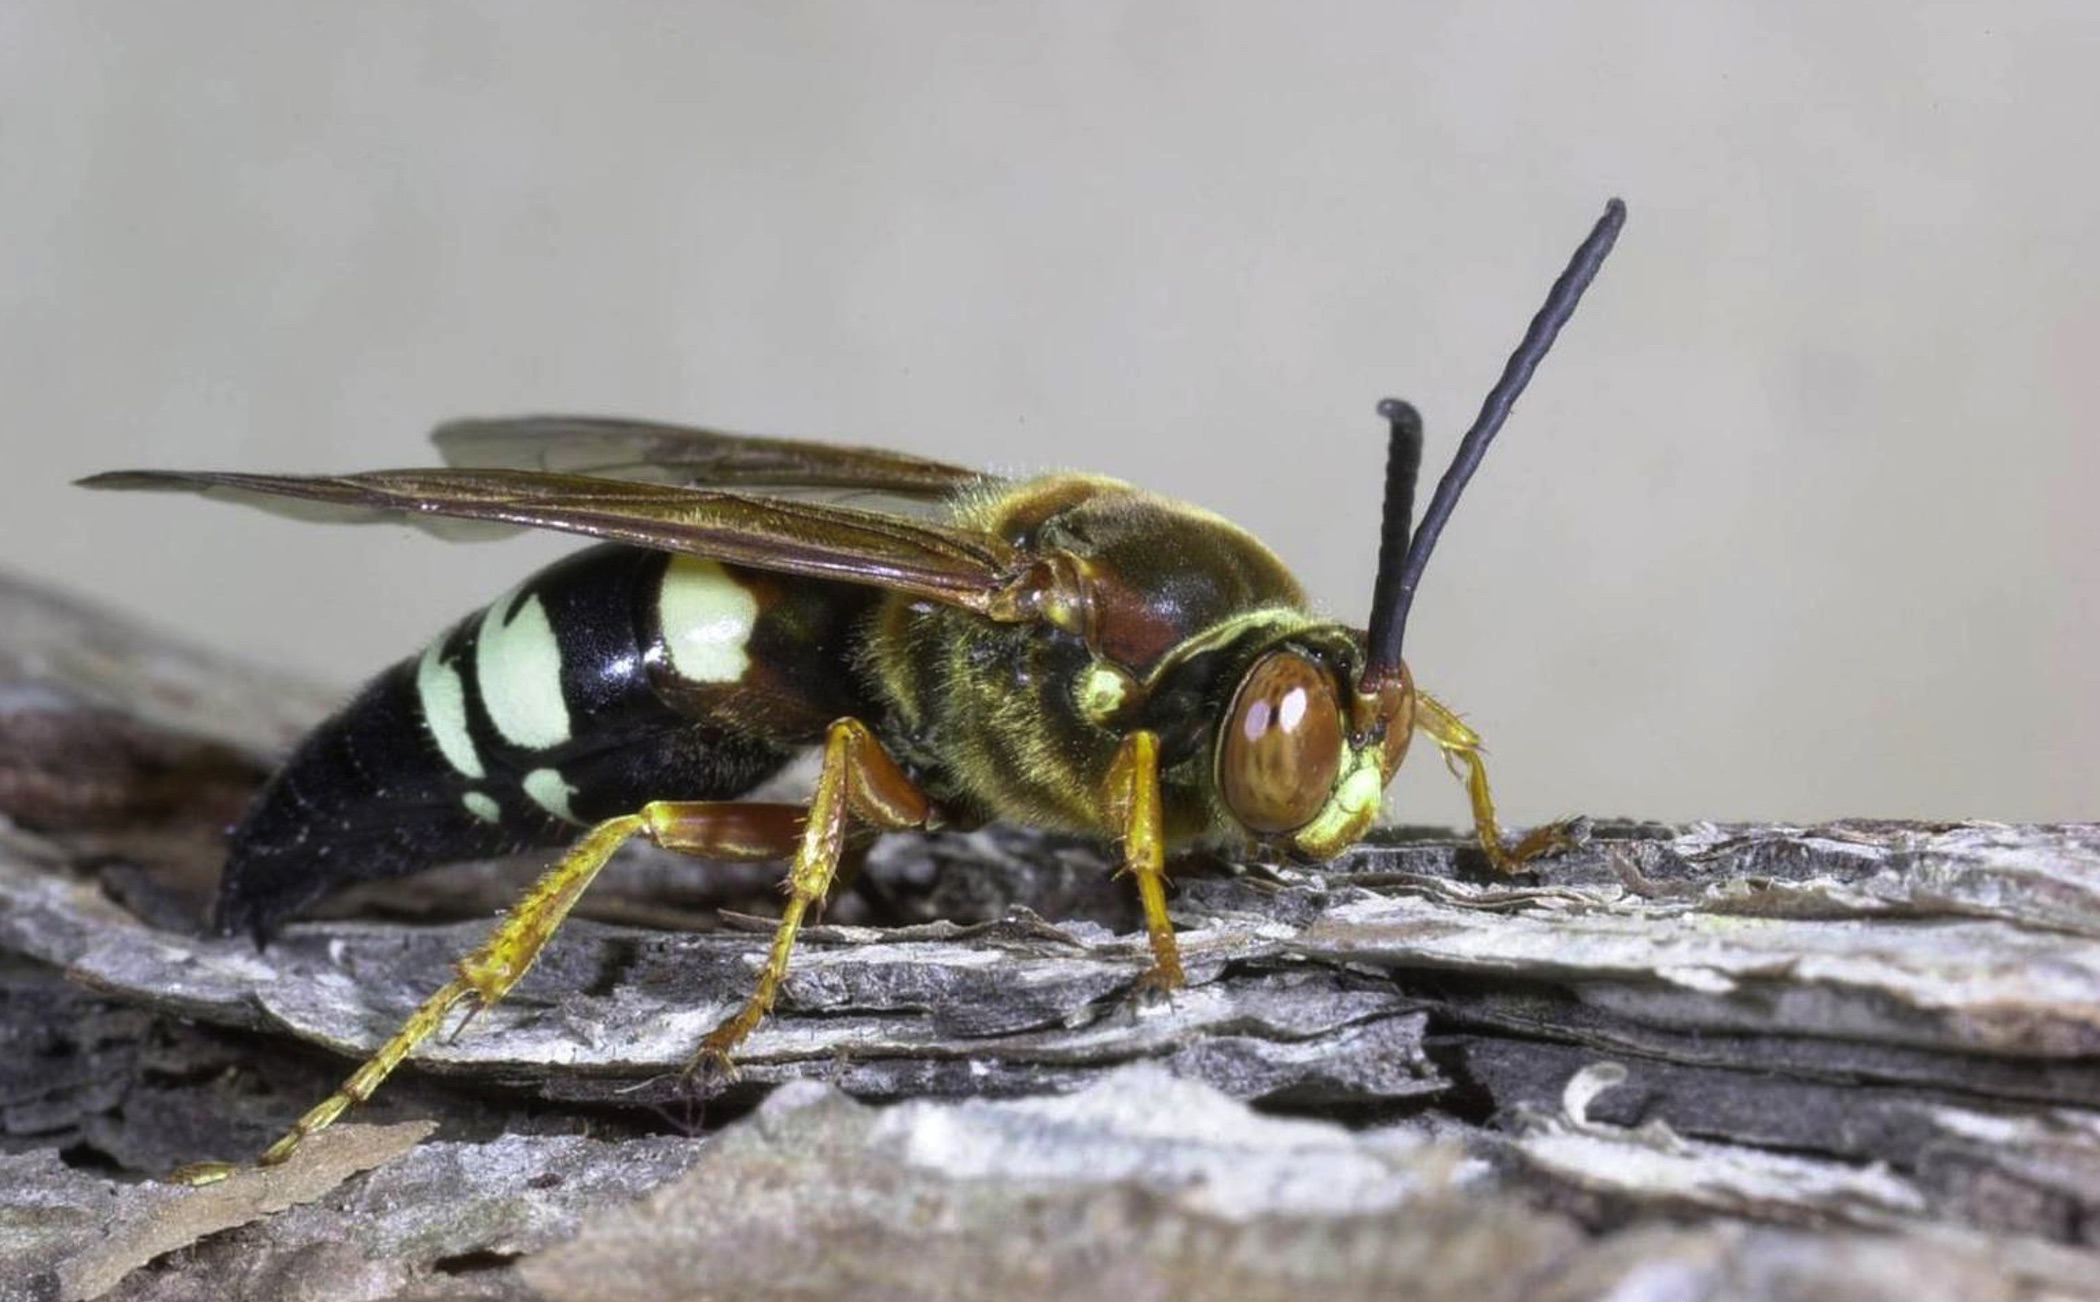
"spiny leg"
171,800,810,1185
1414,691,1578,873
688,718,931,1076
1106,729,1184,993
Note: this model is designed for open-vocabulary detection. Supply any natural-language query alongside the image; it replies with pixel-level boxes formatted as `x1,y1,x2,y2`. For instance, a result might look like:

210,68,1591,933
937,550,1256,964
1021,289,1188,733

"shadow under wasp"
82,199,1626,1182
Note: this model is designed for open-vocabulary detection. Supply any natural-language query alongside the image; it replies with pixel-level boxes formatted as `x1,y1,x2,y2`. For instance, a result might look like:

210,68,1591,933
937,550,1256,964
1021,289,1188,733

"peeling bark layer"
1,569,2095,1301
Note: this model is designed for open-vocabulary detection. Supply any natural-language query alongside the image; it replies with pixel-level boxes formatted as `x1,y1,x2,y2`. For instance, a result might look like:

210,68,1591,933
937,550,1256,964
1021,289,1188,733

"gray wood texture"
2,569,2095,1301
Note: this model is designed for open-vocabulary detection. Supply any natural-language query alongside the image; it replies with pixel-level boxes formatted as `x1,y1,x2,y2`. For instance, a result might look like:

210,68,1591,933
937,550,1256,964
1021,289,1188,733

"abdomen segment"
215,544,879,940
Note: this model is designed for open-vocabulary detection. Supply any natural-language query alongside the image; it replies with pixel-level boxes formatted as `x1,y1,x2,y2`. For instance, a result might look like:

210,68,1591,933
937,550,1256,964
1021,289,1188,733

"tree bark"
2,569,2095,1301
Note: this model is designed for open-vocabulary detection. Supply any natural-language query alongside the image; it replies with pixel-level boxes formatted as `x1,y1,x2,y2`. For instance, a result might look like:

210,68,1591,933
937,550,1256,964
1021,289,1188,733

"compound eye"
1219,650,1344,834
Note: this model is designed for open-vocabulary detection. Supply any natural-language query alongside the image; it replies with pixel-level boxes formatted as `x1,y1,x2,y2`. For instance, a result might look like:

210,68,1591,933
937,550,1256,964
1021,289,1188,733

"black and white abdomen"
216,543,880,940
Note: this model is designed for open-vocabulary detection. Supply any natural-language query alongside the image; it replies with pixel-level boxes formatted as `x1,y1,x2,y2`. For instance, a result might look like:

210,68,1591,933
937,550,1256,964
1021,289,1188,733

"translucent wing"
431,415,990,498
80,467,1025,616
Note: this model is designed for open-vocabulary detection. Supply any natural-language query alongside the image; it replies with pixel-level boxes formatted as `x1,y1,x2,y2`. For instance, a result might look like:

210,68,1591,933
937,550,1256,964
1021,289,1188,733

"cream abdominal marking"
659,556,759,684
461,791,501,823
476,589,572,750
523,767,584,824
416,639,485,779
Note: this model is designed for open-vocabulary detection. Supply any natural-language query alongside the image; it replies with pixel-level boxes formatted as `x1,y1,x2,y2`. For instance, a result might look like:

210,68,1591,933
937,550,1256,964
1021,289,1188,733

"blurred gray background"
4,3,2094,829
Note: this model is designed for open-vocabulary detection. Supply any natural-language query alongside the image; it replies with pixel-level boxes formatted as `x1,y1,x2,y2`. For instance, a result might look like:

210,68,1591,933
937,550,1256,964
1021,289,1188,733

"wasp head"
1213,197,1627,858
1213,634,1414,859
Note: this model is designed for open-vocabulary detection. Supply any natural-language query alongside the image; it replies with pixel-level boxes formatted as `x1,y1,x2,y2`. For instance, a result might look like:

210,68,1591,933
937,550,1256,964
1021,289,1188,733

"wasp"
83,200,1625,1181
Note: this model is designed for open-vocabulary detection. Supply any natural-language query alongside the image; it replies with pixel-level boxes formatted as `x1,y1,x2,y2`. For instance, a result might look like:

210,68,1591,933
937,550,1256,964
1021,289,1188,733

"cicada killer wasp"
83,199,1626,1181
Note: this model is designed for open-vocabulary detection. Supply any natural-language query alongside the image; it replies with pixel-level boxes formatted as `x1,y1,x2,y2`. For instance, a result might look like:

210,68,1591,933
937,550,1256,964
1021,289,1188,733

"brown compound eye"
1218,649,1344,834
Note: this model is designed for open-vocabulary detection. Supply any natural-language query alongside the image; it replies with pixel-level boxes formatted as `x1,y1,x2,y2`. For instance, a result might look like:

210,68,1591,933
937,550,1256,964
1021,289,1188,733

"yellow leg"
171,732,923,1185
173,811,657,1184
687,718,931,1076
1414,691,1577,873
1106,730,1185,993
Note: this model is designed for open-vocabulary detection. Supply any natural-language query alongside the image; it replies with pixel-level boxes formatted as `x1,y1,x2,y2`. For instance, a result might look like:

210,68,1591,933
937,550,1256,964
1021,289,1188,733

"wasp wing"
431,416,990,498
80,467,1025,616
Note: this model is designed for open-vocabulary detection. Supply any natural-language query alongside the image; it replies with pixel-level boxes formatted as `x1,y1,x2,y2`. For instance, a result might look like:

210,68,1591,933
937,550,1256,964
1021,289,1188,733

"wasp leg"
1414,691,1578,873
1106,730,1184,994
170,801,812,1185
687,718,932,1077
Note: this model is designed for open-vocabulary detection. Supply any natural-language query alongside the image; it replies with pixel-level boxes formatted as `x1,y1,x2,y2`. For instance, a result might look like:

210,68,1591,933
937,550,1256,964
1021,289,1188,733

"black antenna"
1361,397,1422,679
1362,197,1626,681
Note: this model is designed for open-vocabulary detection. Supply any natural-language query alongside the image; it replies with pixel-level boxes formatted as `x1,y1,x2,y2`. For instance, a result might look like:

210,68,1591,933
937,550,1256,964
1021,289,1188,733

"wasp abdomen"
216,544,876,941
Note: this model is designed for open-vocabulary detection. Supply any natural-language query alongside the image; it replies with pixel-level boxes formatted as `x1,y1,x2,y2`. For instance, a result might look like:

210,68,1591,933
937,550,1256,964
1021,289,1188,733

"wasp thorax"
1219,649,1344,834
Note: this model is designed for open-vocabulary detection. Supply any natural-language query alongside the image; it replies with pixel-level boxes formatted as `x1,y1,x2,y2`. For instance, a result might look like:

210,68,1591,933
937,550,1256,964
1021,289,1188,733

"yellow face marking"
1291,753,1385,859
416,638,484,779
523,767,584,825
659,556,758,684
461,791,502,823
475,588,572,750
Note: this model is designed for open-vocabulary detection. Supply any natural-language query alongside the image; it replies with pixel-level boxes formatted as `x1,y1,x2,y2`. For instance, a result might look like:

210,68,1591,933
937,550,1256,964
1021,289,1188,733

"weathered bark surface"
1,568,2096,1301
